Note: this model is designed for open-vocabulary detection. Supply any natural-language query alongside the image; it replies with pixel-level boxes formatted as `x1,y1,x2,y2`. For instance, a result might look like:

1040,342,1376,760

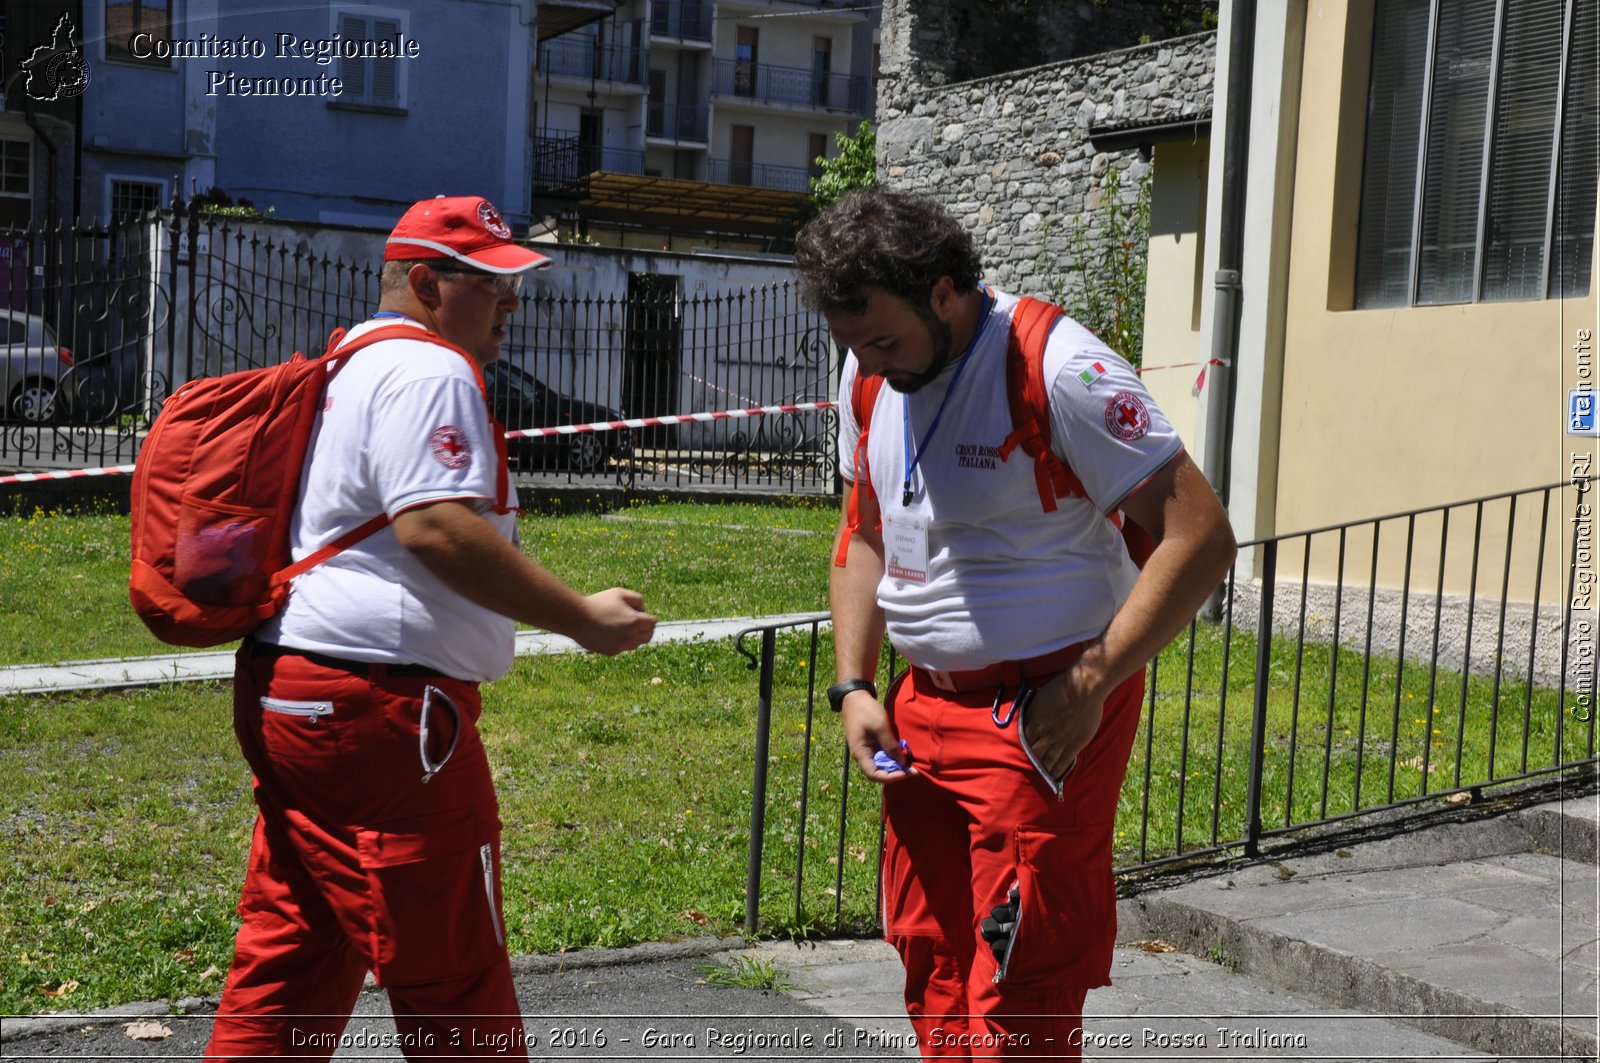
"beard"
884,315,956,394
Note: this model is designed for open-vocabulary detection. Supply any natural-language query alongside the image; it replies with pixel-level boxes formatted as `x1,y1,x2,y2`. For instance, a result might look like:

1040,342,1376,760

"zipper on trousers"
480,843,505,947
260,697,335,723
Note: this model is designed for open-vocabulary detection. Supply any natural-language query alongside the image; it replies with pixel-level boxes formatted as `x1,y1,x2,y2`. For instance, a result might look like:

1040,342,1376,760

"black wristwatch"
827,678,878,713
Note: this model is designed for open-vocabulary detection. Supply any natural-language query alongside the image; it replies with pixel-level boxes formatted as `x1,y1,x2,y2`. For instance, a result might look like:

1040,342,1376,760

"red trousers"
205,647,526,1061
881,664,1144,1060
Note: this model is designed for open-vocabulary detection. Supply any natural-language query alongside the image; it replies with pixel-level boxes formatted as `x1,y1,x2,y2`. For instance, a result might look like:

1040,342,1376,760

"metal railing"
734,478,1597,932
646,101,710,143
539,38,649,85
711,58,869,114
0,208,840,493
706,159,813,193
531,136,646,191
649,0,713,41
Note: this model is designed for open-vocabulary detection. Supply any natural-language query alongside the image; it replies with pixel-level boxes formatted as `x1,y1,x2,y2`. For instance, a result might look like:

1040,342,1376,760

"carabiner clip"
418,684,461,784
991,679,1030,728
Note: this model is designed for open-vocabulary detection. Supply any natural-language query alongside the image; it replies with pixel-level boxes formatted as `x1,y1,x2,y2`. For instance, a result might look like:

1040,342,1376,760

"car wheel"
567,431,607,473
10,378,57,424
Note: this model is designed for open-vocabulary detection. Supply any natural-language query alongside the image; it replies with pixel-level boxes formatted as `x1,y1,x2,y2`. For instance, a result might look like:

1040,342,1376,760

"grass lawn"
0,631,874,1017
0,498,839,665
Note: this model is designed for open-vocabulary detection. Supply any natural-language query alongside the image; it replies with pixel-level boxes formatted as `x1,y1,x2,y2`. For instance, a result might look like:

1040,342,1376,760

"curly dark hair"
792,188,982,316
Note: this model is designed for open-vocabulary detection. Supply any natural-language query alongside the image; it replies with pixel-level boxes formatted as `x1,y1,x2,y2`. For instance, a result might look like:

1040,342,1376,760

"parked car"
484,361,633,473
1,309,73,423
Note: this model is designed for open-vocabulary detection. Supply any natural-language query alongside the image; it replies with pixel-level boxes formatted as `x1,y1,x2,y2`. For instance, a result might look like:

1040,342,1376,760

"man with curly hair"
795,188,1236,1059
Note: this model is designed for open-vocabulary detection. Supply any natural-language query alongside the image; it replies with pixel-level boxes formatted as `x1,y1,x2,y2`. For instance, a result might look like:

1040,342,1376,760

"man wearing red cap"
205,196,657,1061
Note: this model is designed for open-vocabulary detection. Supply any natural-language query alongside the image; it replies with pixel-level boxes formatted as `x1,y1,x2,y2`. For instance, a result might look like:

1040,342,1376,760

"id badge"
883,509,930,584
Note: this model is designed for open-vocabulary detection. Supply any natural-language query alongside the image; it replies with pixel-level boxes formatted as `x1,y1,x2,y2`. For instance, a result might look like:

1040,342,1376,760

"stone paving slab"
1129,804,1600,1061
0,614,828,696
732,939,1502,1061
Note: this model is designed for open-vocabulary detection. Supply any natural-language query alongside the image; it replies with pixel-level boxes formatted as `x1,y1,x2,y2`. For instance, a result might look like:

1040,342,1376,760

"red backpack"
129,324,493,647
836,296,1156,567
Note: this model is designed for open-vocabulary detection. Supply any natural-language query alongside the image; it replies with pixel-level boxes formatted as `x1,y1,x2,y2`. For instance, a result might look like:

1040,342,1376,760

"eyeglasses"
429,263,524,296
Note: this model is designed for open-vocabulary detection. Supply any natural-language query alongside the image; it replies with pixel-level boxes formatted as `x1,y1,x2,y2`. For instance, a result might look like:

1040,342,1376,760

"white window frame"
0,137,32,199
103,0,175,66
107,176,167,222
332,6,410,110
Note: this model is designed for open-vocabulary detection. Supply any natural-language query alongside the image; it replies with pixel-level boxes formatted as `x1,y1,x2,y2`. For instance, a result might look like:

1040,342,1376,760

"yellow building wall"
1275,2,1597,602
1140,138,1209,449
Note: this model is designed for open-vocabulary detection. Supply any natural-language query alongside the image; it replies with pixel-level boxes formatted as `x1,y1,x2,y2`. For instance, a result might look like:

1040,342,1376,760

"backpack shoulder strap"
330,321,513,512
996,297,1088,511
269,324,509,591
325,323,486,395
833,368,886,567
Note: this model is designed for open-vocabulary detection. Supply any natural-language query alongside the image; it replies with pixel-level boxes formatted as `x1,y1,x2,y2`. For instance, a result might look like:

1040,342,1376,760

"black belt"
249,641,446,680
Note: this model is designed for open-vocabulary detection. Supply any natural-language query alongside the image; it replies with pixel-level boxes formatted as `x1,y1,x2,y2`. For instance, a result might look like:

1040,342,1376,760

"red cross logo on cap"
477,201,512,239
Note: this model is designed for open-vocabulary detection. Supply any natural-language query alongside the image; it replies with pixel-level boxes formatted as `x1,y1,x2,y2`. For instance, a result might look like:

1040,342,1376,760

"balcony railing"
532,136,646,192
706,158,812,193
711,58,869,114
539,38,648,86
646,101,710,142
716,0,865,13
649,0,712,42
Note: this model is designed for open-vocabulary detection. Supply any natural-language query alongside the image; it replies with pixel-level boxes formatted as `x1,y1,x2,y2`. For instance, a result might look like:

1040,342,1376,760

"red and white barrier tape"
0,400,840,486
0,464,137,486
500,400,837,440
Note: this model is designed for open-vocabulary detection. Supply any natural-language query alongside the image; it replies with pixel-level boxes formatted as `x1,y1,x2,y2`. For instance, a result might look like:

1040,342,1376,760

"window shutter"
1415,0,1497,306
372,19,400,104
1480,0,1566,301
340,15,368,100
1356,0,1594,306
1356,0,1432,308
1553,0,1598,298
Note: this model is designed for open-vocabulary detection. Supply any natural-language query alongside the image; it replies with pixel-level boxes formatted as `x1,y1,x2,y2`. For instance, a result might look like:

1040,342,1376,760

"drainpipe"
20,94,60,228
1201,0,1256,506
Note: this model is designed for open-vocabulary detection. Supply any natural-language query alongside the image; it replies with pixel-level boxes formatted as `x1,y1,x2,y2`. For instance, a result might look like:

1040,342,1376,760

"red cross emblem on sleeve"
1104,391,1150,442
428,425,473,469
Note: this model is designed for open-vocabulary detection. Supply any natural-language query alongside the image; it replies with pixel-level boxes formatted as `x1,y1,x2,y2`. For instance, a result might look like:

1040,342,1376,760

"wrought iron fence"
0,207,840,492
733,478,1598,933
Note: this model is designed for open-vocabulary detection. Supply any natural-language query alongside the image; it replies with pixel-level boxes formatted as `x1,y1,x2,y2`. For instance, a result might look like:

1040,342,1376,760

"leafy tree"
807,121,877,212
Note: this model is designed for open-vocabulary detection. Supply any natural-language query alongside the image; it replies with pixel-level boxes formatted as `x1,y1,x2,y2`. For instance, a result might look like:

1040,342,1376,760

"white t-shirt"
838,288,1183,671
257,318,519,682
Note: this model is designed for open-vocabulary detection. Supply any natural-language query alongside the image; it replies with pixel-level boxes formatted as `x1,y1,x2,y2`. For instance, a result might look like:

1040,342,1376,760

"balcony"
710,59,868,114
646,101,710,142
706,158,813,193
532,136,646,195
715,0,867,16
539,38,648,86
649,0,712,42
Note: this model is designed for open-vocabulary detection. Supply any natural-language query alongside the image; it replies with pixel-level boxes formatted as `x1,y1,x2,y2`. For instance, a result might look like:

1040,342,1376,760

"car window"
3,319,25,344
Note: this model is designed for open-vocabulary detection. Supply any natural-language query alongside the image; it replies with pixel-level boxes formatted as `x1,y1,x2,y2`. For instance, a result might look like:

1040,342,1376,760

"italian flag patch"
1077,361,1109,389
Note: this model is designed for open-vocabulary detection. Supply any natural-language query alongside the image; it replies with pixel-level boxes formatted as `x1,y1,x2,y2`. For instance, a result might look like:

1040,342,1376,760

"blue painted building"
77,0,613,227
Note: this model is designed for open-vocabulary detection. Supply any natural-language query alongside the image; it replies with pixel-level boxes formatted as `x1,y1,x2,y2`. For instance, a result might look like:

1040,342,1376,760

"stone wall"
880,0,1214,87
875,28,1214,298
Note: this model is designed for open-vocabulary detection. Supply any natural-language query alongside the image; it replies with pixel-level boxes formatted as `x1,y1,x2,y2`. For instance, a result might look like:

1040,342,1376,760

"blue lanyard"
372,311,417,322
900,289,994,507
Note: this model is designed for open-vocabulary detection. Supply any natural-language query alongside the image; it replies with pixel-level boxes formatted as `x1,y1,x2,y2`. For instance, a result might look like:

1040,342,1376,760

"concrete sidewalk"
0,613,828,695
5,793,1593,1061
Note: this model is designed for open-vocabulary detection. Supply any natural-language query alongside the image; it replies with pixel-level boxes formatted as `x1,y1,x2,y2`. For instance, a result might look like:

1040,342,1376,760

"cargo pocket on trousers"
998,825,1117,990
356,808,504,987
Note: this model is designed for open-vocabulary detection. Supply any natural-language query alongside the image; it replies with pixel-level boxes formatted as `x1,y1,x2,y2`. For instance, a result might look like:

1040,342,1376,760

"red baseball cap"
384,195,551,274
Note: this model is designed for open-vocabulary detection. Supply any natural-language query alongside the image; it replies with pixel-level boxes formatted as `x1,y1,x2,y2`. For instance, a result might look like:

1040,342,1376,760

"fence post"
1244,539,1277,858
744,627,777,933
